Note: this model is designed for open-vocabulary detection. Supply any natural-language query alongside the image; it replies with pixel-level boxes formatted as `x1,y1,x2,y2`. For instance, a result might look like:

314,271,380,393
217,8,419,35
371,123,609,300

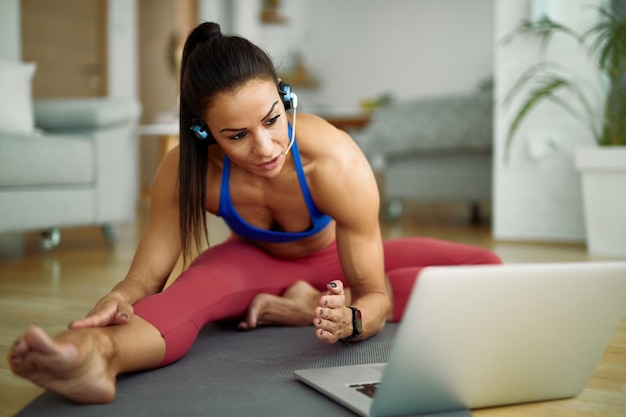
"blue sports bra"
217,125,332,243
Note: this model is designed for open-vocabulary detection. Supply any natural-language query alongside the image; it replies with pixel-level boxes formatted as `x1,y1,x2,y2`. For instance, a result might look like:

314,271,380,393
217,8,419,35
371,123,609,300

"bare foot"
8,325,116,404
238,280,335,330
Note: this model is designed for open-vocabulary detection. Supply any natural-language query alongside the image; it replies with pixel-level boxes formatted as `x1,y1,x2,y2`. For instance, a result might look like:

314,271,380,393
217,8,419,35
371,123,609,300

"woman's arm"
70,149,184,328
306,118,391,342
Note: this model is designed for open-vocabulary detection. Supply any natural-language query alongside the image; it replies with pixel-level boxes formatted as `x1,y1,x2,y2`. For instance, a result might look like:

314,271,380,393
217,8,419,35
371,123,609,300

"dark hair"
178,22,278,266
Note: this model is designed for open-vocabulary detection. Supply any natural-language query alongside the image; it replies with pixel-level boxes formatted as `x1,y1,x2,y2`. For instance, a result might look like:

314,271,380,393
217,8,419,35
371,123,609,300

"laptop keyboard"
350,382,380,398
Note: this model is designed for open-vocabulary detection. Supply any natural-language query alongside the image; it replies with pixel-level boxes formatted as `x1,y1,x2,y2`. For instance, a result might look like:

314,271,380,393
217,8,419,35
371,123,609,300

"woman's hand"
314,280,353,343
68,293,134,329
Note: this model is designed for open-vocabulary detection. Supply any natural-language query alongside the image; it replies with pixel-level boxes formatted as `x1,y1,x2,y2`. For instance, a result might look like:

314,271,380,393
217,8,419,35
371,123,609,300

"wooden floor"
0,202,624,417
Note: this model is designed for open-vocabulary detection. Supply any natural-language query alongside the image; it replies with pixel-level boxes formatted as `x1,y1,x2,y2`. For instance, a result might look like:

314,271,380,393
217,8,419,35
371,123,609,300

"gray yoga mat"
15,323,398,417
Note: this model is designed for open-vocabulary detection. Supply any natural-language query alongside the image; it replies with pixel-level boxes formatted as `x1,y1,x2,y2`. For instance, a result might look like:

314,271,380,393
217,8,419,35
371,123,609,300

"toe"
23,325,56,354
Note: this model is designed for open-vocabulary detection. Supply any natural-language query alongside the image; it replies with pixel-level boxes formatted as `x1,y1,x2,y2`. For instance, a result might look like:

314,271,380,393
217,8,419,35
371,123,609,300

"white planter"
575,147,626,257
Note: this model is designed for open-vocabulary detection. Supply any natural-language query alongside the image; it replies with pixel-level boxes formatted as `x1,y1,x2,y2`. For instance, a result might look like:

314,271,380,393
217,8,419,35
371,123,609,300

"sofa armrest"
34,98,141,132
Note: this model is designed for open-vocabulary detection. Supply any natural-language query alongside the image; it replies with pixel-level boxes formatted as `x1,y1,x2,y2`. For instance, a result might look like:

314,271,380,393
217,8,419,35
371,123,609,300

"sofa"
355,80,494,223
0,60,142,249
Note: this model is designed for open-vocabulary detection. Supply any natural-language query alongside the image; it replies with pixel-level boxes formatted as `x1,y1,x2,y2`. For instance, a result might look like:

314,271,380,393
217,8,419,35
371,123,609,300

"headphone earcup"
278,81,294,111
190,119,215,144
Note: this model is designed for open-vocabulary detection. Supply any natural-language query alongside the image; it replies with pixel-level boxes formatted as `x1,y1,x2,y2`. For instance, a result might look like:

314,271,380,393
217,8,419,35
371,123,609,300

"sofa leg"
41,228,61,250
102,223,117,245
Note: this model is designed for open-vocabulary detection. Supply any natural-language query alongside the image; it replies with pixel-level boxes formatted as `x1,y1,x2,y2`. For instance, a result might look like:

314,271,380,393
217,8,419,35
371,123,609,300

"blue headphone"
190,81,298,143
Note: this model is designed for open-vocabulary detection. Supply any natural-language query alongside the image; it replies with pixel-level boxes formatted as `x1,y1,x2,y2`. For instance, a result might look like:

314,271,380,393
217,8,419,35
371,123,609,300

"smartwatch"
342,306,363,342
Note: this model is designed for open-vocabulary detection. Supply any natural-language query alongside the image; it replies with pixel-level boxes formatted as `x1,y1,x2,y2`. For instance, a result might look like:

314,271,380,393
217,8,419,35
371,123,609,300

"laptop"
294,262,626,417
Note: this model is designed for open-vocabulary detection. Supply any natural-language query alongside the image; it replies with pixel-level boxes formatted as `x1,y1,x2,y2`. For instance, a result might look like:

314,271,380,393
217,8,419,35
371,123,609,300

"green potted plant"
503,0,626,256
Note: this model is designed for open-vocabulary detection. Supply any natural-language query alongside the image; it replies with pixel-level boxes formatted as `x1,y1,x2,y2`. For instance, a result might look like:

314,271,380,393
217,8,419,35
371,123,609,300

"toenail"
13,339,21,347
329,282,337,288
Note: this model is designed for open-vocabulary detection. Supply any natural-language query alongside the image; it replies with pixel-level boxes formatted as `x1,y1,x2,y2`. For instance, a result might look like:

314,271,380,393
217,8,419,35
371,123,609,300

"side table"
136,123,179,200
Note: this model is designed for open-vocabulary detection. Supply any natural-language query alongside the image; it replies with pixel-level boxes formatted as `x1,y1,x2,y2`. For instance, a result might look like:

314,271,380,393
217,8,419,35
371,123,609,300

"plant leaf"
504,61,567,106
502,15,584,56
504,77,601,162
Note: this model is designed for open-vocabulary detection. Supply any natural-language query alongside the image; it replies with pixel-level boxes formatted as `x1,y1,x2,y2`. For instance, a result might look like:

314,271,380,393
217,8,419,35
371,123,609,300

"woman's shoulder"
295,113,378,220
296,112,370,184
296,113,355,156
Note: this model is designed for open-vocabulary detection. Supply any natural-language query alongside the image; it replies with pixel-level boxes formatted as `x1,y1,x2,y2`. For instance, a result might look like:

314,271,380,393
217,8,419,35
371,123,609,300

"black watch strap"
342,306,363,342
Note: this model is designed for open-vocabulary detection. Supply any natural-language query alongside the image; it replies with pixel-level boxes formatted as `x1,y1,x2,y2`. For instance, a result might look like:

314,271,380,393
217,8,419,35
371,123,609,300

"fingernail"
329,282,337,288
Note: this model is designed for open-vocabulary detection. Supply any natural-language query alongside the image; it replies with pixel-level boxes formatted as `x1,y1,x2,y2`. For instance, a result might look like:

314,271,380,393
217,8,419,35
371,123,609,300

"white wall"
301,0,494,110
107,0,139,99
492,0,605,242
230,0,495,112
0,0,21,60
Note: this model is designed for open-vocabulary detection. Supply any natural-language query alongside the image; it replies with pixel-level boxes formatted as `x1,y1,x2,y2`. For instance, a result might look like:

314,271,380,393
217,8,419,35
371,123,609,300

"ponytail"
177,22,278,267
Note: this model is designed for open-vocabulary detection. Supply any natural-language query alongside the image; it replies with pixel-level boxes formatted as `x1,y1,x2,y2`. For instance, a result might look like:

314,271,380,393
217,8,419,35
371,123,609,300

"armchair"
0,97,142,249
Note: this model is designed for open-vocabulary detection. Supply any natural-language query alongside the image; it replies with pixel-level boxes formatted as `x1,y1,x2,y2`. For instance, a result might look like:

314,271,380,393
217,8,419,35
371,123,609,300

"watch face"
355,308,363,334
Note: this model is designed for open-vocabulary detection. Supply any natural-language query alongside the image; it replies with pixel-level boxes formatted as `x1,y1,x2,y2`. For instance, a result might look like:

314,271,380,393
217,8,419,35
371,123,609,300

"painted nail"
329,282,338,288
118,313,129,320
318,318,322,325
13,339,21,347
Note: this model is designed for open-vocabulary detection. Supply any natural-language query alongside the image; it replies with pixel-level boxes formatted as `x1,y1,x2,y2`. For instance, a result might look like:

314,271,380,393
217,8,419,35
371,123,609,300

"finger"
314,327,338,344
326,280,344,295
237,321,251,331
315,306,344,323
319,280,345,308
316,308,351,334
69,316,101,329
69,310,115,329
319,293,346,309
113,304,134,325
237,307,258,332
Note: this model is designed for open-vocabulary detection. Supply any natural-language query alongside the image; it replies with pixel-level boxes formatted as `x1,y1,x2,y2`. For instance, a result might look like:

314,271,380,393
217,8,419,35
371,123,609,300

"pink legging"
134,237,501,366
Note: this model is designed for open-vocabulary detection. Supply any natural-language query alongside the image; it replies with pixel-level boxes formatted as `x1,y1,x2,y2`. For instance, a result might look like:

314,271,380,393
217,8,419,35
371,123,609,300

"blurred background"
1,0,494,215
1,0,622,251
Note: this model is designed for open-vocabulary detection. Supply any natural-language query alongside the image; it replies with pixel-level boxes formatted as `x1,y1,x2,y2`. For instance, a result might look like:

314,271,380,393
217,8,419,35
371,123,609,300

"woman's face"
205,78,290,178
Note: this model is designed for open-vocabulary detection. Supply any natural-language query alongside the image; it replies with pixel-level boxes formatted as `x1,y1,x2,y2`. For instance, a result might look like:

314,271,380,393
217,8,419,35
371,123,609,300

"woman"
8,22,501,404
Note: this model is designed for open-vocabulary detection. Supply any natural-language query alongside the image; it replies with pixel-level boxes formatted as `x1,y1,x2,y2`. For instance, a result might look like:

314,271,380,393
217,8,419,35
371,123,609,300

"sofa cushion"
358,89,493,158
0,60,36,134
0,132,93,187
34,98,142,131
0,188,95,232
